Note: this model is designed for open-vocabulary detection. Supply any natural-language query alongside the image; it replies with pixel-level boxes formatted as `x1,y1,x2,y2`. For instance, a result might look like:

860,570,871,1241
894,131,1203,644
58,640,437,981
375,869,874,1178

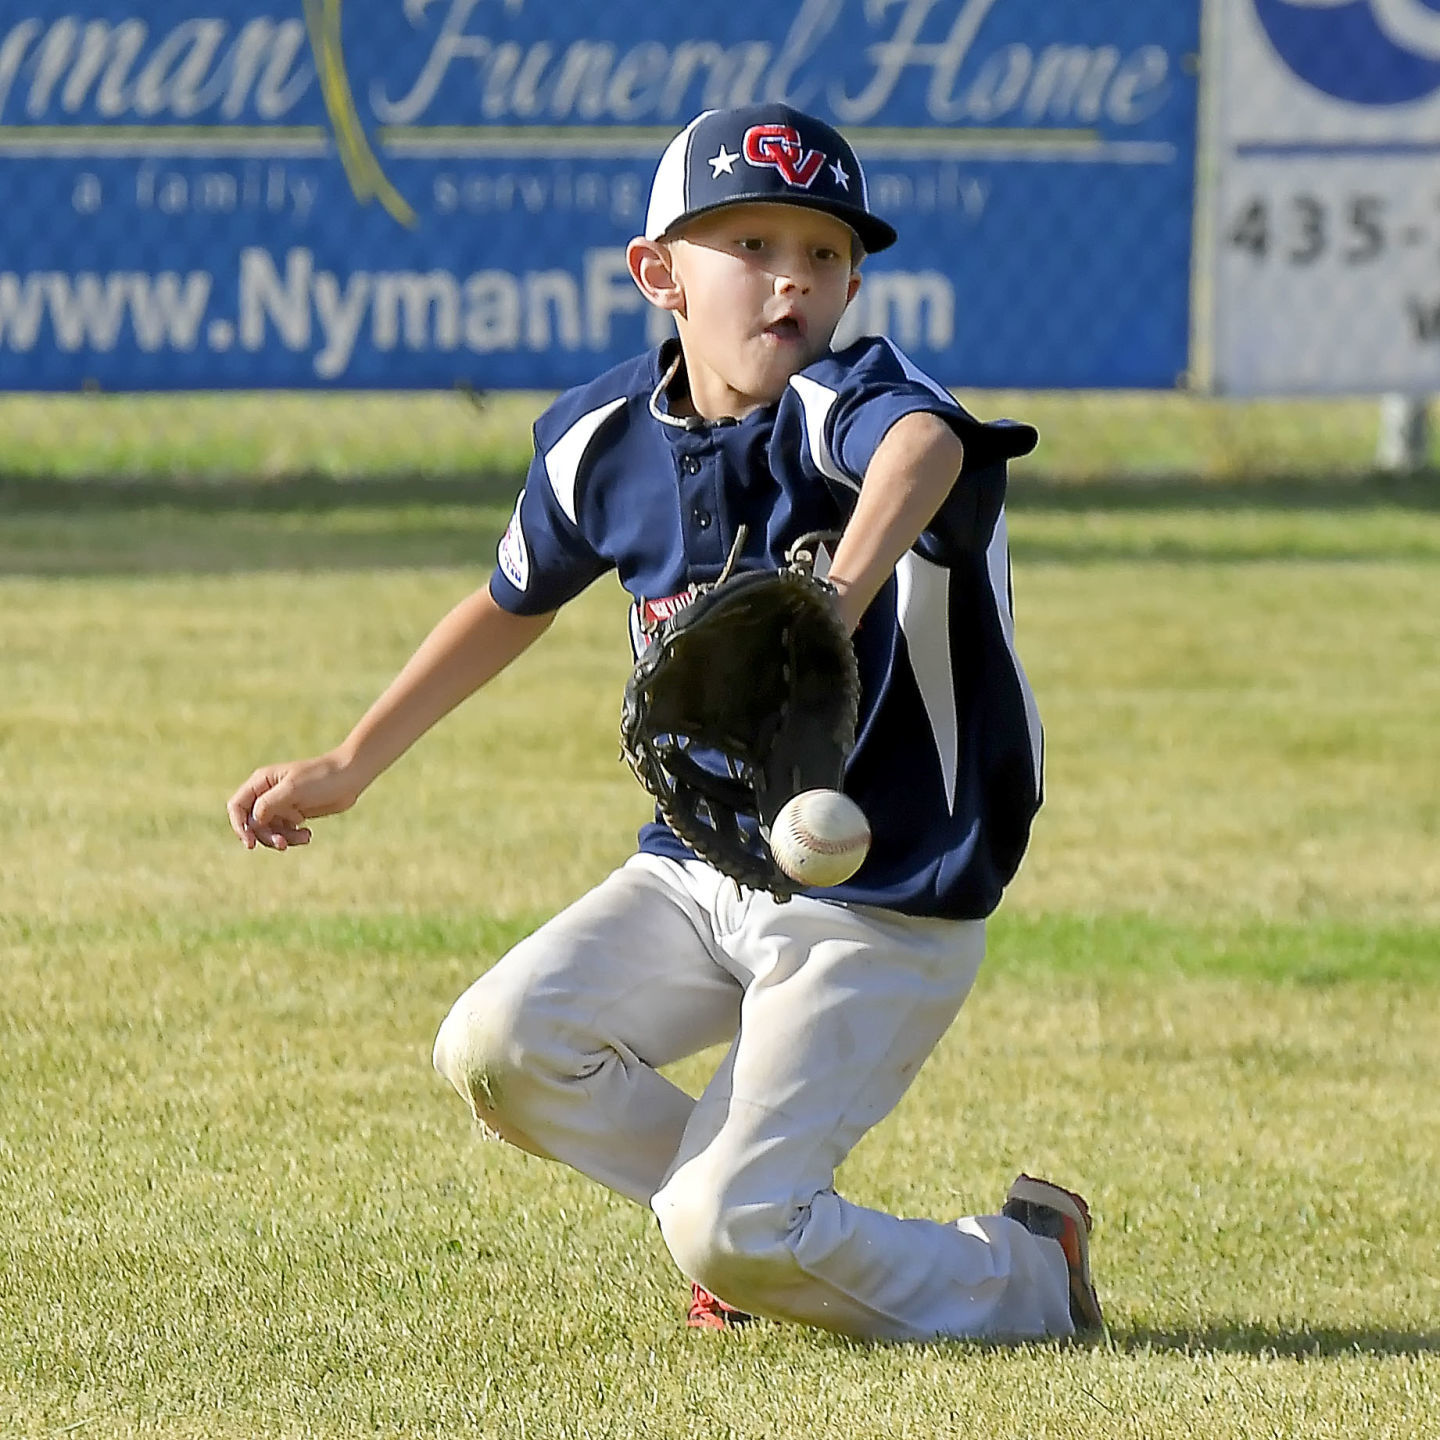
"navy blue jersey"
490,335,1043,921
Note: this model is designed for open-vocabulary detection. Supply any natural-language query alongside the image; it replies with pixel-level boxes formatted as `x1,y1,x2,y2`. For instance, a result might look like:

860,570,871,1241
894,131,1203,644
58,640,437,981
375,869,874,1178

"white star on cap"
708,145,739,177
830,158,850,190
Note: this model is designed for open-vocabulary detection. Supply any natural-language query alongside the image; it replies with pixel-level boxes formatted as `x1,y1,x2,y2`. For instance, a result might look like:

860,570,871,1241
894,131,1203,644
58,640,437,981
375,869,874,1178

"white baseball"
769,789,871,888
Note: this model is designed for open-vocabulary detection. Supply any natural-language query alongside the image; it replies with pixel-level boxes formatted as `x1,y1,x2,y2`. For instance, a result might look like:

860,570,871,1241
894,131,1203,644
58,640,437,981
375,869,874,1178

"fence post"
1376,396,1432,473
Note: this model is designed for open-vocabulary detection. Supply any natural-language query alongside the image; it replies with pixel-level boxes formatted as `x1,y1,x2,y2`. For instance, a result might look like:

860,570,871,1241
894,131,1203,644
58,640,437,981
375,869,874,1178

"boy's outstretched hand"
225,587,555,853
227,751,362,851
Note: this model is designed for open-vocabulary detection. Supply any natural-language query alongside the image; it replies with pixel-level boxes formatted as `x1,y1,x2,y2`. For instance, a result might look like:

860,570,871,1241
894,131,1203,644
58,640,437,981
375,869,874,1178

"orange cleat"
1001,1174,1104,1333
686,1282,754,1330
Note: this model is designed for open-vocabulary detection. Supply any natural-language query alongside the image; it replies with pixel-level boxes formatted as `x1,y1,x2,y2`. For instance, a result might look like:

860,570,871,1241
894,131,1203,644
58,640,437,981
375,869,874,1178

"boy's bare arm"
823,411,968,634
227,587,555,851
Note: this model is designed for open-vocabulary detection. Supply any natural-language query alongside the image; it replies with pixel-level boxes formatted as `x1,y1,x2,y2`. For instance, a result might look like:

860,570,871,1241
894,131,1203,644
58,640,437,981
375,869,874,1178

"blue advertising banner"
0,1,1199,390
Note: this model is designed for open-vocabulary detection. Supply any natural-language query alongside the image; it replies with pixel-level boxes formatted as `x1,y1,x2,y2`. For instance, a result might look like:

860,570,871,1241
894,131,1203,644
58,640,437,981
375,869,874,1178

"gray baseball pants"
432,852,1073,1340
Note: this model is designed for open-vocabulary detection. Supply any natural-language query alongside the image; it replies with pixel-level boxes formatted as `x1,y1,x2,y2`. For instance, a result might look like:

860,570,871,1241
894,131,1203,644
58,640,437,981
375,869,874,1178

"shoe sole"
1004,1174,1104,1334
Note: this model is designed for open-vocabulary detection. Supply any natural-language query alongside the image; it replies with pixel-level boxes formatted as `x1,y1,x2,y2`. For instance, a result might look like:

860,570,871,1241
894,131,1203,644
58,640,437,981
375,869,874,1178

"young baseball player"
227,104,1102,1341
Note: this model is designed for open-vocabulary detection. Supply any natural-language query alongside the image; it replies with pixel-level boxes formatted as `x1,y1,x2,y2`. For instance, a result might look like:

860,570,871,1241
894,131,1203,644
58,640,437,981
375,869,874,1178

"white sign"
1207,0,1440,395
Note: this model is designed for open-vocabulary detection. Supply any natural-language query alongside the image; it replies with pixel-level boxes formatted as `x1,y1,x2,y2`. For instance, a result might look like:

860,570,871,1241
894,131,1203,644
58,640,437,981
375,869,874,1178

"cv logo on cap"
743,125,827,189
645,104,898,254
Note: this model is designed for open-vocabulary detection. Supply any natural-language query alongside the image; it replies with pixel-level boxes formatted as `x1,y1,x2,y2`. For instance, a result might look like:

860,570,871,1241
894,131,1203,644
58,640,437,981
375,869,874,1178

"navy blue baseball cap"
644,104,898,255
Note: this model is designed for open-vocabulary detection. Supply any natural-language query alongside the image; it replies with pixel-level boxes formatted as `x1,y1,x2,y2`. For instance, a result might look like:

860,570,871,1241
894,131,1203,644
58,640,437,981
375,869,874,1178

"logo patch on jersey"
630,585,700,655
742,125,826,189
498,490,530,591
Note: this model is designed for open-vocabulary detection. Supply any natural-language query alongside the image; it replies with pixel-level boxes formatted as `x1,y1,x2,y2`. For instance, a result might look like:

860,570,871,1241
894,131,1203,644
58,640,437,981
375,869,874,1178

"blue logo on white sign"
1253,0,1440,105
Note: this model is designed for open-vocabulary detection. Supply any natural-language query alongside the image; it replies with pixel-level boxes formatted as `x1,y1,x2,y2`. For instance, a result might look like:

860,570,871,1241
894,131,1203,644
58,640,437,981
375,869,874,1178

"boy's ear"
627,237,685,314
846,269,862,306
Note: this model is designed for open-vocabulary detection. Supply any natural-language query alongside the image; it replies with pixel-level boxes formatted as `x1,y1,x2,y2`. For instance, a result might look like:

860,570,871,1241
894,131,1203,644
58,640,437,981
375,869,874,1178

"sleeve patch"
498,490,530,591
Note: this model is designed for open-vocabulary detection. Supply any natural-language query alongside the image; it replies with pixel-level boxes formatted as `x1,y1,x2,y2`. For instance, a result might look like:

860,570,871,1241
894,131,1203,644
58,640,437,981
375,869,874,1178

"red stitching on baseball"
783,807,867,856
787,820,860,855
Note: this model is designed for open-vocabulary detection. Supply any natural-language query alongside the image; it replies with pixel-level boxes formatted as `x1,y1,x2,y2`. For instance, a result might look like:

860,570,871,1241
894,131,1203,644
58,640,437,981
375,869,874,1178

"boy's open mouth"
764,316,804,341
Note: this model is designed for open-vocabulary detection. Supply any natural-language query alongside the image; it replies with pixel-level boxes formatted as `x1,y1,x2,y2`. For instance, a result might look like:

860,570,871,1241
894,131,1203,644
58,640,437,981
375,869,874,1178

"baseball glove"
620,532,861,898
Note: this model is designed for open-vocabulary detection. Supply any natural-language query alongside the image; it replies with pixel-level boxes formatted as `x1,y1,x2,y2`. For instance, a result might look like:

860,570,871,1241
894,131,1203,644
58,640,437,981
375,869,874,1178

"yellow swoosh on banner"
303,0,416,228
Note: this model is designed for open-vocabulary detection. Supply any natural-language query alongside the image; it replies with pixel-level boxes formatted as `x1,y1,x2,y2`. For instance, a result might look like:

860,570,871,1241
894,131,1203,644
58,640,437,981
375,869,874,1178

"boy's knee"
652,1161,800,1308
432,970,549,1127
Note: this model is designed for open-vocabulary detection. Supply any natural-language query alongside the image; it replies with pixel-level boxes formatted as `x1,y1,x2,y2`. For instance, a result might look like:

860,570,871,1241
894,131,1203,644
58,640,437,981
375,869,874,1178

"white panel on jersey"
894,550,959,813
876,336,954,405
984,510,1043,795
787,373,859,493
543,397,627,525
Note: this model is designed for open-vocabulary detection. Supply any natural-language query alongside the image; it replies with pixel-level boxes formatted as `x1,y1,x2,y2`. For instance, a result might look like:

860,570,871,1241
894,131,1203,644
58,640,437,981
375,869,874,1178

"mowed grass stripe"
1,389,1435,482
3,909,1436,985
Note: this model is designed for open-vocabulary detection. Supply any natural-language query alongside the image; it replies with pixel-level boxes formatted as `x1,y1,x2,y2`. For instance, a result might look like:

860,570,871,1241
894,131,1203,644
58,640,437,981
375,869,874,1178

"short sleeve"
790,337,1038,561
489,435,612,616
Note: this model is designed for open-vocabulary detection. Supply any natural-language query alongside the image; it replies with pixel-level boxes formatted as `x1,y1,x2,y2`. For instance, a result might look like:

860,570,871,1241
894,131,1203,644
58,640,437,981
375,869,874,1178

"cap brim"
655,193,897,255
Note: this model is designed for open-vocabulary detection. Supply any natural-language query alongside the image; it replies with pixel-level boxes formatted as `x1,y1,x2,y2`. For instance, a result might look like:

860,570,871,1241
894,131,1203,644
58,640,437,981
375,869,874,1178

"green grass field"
1,396,1437,1438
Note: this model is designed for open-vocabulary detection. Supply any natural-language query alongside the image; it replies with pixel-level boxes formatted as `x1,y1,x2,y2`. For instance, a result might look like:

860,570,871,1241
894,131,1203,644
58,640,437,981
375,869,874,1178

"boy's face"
637,202,862,418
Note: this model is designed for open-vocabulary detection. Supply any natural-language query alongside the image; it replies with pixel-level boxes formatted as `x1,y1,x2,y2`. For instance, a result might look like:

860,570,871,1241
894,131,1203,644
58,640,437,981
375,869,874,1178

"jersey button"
681,456,702,475
692,508,712,530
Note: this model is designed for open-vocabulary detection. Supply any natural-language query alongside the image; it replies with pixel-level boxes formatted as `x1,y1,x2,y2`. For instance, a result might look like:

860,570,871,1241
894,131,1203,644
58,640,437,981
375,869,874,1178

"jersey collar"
648,340,697,430
651,338,736,434
647,339,762,434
